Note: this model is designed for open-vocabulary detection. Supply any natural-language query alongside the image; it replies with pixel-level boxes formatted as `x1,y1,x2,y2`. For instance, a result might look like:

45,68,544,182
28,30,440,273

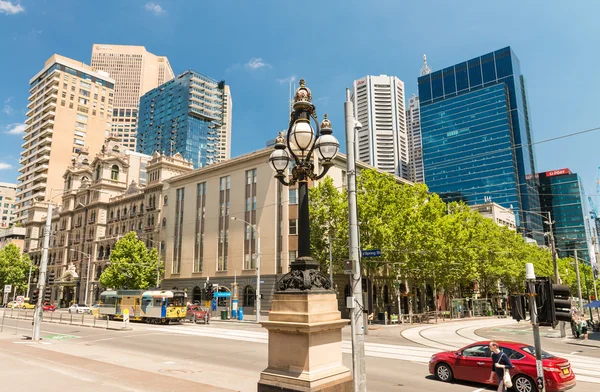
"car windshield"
77,304,87,307
521,346,555,359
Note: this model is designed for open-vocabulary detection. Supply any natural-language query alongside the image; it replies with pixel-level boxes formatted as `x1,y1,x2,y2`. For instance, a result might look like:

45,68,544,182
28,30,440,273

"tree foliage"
99,232,163,290
0,244,34,294
309,169,557,297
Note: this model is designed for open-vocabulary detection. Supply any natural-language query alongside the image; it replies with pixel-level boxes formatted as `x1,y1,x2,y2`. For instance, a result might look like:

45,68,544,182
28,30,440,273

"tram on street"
98,289,187,324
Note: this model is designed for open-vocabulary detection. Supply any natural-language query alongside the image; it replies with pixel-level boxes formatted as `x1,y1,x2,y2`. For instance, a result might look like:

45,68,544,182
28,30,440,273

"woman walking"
489,341,514,392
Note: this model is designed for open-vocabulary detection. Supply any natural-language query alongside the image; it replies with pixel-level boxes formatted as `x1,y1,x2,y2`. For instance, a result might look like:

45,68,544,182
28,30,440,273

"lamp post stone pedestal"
257,292,352,391
260,80,352,391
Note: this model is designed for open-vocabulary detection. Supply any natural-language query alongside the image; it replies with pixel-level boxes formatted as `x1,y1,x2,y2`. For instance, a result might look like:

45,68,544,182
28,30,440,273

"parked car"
68,304,91,314
6,301,18,308
42,303,56,312
429,340,576,392
21,301,35,309
186,305,210,324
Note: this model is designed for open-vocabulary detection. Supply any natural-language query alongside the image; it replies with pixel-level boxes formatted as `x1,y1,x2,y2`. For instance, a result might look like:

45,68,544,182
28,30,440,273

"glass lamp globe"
290,119,314,152
269,148,290,172
314,134,340,161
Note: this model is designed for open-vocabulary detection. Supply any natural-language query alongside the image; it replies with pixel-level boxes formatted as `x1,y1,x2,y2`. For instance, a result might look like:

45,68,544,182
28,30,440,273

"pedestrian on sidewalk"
580,316,588,340
489,341,514,392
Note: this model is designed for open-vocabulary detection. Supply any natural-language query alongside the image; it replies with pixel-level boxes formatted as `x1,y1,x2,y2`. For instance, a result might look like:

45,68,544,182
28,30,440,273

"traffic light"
551,284,572,323
510,294,527,322
47,271,55,286
30,289,39,304
532,277,571,327
43,288,51,303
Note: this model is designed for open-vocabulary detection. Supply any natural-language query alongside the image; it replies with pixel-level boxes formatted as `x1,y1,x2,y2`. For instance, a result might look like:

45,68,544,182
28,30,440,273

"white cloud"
3,97,15,115
144,2,165,15
5,123,26,135
245,58,271,70
0,1,24,15
276,76,296,85
0,163,13,170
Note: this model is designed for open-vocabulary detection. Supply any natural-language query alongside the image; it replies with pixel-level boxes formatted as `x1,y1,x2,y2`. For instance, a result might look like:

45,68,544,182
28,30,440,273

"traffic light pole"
345,88,367,392
526,263,545,392
32,202,52,341
574,249,583,311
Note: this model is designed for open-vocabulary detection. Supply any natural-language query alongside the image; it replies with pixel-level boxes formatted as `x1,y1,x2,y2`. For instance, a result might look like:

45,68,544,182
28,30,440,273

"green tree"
99,232,163,290
309,176,348,273
0,244,34,294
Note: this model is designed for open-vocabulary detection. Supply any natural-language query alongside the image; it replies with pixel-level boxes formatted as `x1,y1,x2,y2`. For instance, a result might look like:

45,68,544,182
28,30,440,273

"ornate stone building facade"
23,138,193,306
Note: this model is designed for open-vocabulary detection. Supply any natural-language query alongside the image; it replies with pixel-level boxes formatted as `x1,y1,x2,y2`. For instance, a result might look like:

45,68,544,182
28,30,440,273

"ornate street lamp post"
269,79,339,290
259,80,351,392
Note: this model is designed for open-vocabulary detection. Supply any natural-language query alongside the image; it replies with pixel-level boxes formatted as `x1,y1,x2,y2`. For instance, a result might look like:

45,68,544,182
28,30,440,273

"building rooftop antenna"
420,54,431,76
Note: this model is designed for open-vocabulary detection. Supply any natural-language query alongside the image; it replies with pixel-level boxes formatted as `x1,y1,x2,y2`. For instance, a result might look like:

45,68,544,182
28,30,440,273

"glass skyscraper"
418,47,543,242
137,70,231,168
538,168,597,270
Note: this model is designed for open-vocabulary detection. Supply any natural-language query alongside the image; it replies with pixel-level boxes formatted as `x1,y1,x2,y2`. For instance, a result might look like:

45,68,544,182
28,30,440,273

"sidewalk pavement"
0,335,234,392
566,330,600,349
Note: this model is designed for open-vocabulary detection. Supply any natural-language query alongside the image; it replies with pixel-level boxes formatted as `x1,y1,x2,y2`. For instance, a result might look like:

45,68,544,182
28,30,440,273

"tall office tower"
137,70,232,168
406,95,424,183
538,168,597,272
418,47,543,243
0,182,17,228
353,75,408,179
91,44,175,151
15,54,114,223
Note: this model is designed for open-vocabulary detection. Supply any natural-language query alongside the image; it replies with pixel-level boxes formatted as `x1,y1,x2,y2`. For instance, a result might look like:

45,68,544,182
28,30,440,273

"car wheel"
435,363,453,382
512,374,534,392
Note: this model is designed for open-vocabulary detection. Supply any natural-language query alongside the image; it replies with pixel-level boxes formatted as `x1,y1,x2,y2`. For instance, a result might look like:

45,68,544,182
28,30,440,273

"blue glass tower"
137,70,227,168
418,47,543,242
539,169,596,267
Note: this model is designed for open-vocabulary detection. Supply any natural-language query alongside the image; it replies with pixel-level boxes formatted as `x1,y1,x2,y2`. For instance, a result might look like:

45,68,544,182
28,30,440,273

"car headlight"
429,356,437,363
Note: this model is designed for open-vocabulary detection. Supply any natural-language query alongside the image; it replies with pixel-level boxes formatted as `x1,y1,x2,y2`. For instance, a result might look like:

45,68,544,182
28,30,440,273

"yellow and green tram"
99,289,187,324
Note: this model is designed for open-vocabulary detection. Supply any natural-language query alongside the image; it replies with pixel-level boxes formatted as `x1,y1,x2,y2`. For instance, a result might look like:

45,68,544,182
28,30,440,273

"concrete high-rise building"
0,182,17,228
15,54,115,224
137,70,232,168
406,95,424,183
91,44,175,151
418,47,543,243
352,75,408,179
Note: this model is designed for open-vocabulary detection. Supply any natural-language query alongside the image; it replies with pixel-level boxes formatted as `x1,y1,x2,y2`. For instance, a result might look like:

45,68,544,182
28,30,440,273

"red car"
429,340,576,392
185,305,210,324
42,303,56,312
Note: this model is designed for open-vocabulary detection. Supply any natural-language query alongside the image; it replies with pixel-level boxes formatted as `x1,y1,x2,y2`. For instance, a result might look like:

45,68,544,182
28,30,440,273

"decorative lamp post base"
257,292,352,392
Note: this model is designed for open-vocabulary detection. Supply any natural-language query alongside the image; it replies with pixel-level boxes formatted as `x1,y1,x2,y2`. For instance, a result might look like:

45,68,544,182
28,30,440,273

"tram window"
142,298,151,308
172,295,185,307
153,298,162,306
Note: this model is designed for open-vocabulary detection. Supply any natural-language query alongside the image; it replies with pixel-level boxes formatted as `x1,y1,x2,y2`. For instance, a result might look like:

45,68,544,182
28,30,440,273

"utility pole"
329,233,333,284
526,263,545,392
575,248,583,311
256,226,261,323
32,202,52,341
345,88,366,392
546,211,565,336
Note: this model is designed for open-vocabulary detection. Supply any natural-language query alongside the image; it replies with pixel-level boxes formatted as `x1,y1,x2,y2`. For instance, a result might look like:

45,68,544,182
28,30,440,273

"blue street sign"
361,249,381,258
213,292,232,298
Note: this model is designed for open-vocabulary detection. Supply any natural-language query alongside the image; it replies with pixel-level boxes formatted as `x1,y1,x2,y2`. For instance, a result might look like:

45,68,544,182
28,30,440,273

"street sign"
123,308,130,324
3,284,11,293
343,260,353,275
16,296,24,305
361,249,381,258
214,292,232,298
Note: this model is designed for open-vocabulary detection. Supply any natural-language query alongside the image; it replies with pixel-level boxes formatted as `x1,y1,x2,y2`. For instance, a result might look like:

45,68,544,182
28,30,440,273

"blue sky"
0,0,599,202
